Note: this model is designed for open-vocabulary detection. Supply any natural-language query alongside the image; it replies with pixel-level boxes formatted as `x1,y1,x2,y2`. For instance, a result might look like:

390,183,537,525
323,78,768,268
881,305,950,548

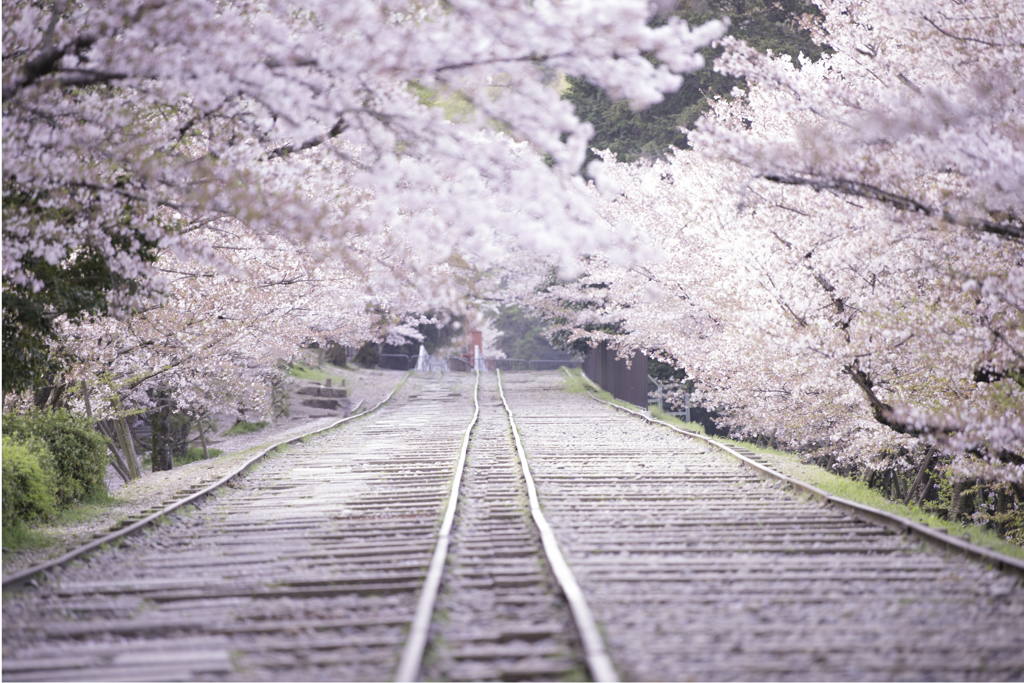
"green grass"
176,446,225,466
2,492,124,554
562,367,1024,562
288,360,349,385
735,443,1024,562
2,522,55,552
224,420,269,437
649,405,707,434
561,367,591,394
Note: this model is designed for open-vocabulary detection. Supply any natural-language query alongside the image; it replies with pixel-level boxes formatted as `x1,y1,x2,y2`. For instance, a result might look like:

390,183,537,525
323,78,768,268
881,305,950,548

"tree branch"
922,15,1002,48
267,118,348,159
843,361,958,440
763,173,1024,240
3,34,98,99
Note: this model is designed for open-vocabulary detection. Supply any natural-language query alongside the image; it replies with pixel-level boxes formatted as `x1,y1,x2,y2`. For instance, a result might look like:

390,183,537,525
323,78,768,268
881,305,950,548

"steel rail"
564,368,1024,580
394,369,481,682
3,373,410,591
499,370,620,683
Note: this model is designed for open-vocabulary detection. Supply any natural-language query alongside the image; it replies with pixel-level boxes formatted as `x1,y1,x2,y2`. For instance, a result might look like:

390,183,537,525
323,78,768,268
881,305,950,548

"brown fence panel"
582,342,649,408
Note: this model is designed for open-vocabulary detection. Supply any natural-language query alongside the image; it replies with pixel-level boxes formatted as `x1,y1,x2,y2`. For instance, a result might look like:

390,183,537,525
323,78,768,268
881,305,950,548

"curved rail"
2,373,410,590
397,369,619,682
394,370,480,682
563,368,1024,580
498,370,619,683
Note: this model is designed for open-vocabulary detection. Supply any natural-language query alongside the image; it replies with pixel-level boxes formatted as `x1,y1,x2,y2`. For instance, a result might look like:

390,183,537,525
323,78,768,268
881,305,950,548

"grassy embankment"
562,368,1024,563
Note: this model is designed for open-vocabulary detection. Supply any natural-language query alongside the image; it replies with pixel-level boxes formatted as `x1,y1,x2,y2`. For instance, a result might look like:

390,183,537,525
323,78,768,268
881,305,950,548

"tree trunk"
115,415,141,480
915,471,933,505
1010,482,1024,510
892,470,904,501
169,413,190,462
860,467,876,488
151,392,174,472
85,381,137,484
904,447,935,505
81,381,94,419
197,414,210,459
950,480,966,521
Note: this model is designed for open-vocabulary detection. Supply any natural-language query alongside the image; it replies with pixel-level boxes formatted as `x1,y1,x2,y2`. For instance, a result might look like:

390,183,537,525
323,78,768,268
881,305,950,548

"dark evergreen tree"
2,184,161,397
566,0,826,163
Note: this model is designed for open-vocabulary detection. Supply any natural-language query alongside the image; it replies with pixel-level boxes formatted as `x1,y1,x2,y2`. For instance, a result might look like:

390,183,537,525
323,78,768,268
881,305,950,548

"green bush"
2,409,108,506
2,435,57,529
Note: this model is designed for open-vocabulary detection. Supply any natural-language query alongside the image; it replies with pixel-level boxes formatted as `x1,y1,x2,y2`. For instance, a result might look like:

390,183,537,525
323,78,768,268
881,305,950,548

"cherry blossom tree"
530,0,1024,505
3,0,732,475
691,0,1024,486
2,0,727,306
56,213,454,477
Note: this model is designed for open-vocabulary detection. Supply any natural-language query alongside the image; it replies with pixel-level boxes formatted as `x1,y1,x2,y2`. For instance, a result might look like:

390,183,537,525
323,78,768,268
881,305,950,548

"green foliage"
0,521,55,552
224,420,269,436
565,0,826,163
353,342,382,368
491,305,576,361
2,410,108,507
162,446,226,467
408,81,476,123
930,467,956,517
1,182,162,397
991,510,1024,546
1,435,58,529
289,360,331,382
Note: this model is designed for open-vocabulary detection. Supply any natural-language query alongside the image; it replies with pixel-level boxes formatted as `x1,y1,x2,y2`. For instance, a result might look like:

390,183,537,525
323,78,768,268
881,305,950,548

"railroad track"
500,371,1024,681
2,372,605,682
5,370,1024,681
3,374,473,681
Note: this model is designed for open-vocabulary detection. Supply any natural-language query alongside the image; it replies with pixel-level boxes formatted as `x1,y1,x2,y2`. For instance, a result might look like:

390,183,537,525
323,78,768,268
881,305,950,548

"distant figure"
416,344,429,372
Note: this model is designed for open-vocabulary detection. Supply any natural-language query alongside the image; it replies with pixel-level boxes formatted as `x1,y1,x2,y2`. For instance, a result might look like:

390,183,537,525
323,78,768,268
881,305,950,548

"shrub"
2,435,57,529
353,342,381,368
2,409,108,506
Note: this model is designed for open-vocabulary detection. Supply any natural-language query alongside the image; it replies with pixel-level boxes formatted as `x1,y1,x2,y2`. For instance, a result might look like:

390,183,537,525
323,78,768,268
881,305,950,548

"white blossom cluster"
532,0,1024,486
3,0,724,417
